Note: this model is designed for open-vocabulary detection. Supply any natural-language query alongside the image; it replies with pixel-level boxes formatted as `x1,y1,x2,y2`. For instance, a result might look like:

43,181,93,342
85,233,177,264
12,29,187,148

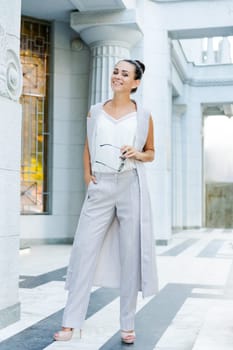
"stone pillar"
142,5,172,244
172,104,186,231
182,100,203,228
206,38,215,64
218,37,232,64
89,44,129,105
0,0,22,328
70,10,143,104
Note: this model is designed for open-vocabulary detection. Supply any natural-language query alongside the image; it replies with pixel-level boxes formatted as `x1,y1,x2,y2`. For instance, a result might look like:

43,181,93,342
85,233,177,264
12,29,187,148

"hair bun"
135,60,145,74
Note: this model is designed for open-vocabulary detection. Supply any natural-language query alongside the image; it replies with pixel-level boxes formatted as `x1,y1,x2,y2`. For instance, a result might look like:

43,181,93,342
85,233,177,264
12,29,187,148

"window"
20,18,51,214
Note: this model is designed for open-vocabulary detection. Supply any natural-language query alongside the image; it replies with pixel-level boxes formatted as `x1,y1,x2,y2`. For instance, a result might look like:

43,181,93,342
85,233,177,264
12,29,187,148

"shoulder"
143,107,151,118
90,102,102,112
91,102,103,110
138,104,151,121
88,101,105,117
87,102,103,118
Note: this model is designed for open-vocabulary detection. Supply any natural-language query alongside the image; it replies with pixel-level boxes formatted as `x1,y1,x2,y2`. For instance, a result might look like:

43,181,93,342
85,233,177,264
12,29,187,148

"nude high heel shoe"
121,330,136,344
53,328,82,341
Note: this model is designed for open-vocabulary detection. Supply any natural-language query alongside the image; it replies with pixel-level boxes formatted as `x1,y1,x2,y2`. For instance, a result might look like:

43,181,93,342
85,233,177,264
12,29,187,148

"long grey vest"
65,101,158,298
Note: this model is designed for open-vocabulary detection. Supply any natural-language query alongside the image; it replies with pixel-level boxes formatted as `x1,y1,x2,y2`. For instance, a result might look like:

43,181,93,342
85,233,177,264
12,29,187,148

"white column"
70,11,143,104
218,37,232,64
172,105,186,231
89,43,130,105
142,5,172,244
182,100,203,228
0,0,22,328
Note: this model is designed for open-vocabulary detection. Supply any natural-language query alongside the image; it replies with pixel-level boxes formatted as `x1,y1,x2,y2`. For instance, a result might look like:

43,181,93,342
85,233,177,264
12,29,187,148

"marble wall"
0,0,22,328
20,21,90,243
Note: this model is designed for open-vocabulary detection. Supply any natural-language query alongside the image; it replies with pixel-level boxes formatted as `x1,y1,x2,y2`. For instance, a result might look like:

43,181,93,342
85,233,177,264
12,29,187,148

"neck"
111,93,132,107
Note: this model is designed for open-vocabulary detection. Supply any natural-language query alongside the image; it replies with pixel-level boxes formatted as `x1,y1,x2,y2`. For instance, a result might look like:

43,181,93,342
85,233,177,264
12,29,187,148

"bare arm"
83,138,97,185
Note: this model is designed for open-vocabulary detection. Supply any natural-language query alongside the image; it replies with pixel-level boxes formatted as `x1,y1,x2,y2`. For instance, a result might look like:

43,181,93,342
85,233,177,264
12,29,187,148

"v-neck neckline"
102,99,137,120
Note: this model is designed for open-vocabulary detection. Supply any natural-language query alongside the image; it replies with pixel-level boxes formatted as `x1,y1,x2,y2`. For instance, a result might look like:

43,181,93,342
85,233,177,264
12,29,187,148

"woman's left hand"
120,116,155,163
121,145,139,160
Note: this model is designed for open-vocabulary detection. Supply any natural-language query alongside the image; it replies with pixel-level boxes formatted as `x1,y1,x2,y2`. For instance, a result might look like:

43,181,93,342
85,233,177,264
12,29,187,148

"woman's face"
111,61,140,93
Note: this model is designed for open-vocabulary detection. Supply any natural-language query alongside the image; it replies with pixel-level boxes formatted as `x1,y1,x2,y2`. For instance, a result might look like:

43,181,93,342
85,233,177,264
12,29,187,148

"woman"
54,59,158,344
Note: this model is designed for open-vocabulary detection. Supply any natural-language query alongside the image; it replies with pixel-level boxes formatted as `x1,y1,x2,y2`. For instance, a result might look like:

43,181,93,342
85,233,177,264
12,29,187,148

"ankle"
62,327,73,331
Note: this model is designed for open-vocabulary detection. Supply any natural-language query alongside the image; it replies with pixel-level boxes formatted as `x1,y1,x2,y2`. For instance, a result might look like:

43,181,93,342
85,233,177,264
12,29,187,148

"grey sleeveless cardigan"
65,101,158,298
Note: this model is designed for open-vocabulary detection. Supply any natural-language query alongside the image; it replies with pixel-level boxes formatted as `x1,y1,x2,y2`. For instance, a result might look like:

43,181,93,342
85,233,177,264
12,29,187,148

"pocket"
87,179,98,200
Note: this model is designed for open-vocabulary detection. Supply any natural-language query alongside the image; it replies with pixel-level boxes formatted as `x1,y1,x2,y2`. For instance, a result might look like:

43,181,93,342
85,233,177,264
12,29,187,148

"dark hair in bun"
122,59,145,93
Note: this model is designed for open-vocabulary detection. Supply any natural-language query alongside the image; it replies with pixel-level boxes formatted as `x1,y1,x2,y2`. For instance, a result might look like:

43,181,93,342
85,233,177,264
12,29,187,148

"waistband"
93,168,137,179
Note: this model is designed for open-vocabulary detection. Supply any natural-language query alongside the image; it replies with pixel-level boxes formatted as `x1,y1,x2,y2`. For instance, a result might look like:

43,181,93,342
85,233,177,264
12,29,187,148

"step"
153,297,213,350
192,302,233,350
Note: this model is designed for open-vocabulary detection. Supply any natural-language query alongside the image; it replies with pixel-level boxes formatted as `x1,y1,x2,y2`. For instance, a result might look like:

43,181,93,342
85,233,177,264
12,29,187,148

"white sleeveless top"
92,110,137,173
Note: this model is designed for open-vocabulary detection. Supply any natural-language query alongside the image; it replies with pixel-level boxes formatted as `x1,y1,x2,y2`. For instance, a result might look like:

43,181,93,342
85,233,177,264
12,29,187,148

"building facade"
0,0,233,328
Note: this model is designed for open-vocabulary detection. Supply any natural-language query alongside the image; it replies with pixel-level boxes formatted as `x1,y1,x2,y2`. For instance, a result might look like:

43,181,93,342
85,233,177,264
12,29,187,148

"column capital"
71,9,142,48
89,44,130,105
173,104,187,116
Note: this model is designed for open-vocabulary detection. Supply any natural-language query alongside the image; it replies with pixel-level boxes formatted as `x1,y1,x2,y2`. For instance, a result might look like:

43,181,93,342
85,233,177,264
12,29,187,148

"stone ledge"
20,238,73,247
0,302,20,329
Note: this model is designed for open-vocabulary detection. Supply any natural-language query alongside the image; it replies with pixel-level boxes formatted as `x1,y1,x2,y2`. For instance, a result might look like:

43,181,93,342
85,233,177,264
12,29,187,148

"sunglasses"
95,144,127,173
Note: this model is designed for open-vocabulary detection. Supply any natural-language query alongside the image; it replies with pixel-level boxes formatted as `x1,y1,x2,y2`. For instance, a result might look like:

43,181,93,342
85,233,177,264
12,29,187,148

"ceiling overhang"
21,0,132,23
70,0,127,12
70,9,142,47
21,0,77,22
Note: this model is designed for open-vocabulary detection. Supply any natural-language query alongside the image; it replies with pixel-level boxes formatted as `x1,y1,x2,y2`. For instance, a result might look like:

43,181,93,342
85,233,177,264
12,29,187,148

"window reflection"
20,18,50,214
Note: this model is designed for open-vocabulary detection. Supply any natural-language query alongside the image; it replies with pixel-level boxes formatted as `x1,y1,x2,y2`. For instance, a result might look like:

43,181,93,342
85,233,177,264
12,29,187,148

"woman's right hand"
84,174,97,187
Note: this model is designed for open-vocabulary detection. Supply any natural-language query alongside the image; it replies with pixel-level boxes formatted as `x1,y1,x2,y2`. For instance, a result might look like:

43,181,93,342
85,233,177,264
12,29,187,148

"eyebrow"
114,68,129,73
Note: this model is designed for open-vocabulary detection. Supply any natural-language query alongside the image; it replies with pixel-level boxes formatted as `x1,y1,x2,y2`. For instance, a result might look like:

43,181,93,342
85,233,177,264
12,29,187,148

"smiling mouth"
112,81,122,86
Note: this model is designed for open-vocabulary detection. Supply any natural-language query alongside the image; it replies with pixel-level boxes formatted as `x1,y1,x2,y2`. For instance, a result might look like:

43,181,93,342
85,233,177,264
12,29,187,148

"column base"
20,238,73,247
0,302,20,329
156,239,171,246
182,226,202,230
172,226,183,233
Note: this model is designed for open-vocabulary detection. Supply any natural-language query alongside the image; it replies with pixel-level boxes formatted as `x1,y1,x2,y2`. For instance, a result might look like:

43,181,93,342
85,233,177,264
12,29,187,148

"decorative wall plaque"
0,23,22,101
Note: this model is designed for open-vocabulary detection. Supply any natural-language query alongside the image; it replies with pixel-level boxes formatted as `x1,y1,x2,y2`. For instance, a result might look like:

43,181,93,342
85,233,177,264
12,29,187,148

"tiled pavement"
1,229,233,349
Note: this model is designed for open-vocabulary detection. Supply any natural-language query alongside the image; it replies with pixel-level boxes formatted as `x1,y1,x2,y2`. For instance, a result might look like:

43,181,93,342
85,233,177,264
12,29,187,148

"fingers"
120,145,137,159
127,150,137,158
91,175,97,184
121,145,128,154
85,175,97,186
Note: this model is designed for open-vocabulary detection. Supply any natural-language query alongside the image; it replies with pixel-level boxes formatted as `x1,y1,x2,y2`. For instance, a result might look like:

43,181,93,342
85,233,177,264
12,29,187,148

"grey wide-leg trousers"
62,169,141,331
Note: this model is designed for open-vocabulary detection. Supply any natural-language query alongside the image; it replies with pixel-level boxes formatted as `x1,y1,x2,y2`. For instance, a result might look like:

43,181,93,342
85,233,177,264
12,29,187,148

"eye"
113,69,118,75
122,72,128,77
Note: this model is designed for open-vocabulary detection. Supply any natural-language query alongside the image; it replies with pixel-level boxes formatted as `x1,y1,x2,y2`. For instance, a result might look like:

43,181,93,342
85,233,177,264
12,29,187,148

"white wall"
0,0,22,328
20,21,90,243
